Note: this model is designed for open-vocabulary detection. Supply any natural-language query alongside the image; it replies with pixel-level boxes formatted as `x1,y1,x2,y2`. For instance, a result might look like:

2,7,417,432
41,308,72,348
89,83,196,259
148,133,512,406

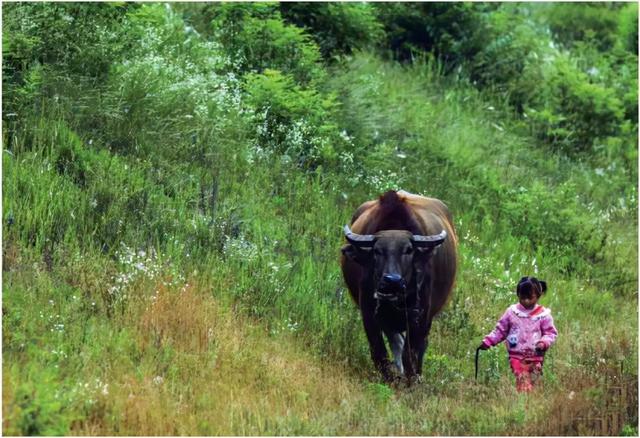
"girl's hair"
517,276,547,297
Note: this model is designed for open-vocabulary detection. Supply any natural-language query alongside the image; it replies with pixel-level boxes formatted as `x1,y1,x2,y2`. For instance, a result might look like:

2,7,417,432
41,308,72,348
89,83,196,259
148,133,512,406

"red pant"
509,357,543,392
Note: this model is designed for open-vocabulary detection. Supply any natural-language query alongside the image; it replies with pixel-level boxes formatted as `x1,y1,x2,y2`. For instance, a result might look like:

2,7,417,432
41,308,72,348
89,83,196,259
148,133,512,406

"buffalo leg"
403,316,431,378
384,331,405,375
402,333,423,378
420,317,435,374
361,307,393,381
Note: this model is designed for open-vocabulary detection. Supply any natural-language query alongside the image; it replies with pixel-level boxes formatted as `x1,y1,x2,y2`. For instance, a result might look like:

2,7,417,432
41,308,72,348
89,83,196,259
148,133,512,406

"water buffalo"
340,190,457,382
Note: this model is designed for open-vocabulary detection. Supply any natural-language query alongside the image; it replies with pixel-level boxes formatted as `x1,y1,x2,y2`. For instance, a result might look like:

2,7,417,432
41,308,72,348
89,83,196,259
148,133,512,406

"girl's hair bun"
539,280,547,293
517,276,547,296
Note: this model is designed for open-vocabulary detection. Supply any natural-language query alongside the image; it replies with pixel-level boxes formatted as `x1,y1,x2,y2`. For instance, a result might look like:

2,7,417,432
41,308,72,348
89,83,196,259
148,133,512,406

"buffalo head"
342,225,447,302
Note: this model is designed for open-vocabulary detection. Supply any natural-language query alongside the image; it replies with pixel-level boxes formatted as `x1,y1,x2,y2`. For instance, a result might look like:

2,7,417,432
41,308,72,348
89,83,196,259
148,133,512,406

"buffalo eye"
404,246,413,255
374,248,383,256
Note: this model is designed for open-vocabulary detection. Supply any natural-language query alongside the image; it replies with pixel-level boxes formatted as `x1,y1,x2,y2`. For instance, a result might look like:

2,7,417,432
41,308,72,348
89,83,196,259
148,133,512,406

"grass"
6,261,630,435
3,272,359,435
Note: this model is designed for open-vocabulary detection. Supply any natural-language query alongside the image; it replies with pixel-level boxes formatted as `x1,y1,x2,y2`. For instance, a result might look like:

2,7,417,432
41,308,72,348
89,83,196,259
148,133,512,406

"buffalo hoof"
379,362,403,384
406,374,424,387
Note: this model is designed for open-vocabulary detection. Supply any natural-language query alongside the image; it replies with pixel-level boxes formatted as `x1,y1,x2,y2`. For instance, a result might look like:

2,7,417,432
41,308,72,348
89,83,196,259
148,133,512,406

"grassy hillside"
3,3,637,435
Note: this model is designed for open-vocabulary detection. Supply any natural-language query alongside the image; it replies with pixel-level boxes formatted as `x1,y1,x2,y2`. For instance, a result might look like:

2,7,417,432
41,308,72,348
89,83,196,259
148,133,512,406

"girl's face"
518,290,540,309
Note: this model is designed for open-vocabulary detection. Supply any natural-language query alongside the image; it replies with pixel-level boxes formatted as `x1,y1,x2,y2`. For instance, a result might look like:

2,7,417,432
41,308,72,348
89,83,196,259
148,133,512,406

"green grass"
3,3,637,435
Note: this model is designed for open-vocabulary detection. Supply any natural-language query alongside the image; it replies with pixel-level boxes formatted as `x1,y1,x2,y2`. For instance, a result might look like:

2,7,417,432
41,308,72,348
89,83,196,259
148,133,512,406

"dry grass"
524,363,638,435
2,235,24,274
2,372,16,434
70,279,366,435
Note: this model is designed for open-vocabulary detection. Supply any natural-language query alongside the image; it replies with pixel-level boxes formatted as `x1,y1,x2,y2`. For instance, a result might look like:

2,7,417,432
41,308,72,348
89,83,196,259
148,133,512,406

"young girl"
479,276,558,392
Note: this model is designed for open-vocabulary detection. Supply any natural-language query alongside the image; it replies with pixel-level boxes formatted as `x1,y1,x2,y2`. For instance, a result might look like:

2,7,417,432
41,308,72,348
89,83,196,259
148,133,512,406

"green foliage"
470,7,551,112
528,56,625,153
617,3,639,54
243,69,345,169
2,2,134,118
5,147,85,252
365,383,394,404
87,3,246,159
374,2,491,68
4,366,76,435
280,2,384,59
2,2,132,79
502,181,605,270
4,116,229,262
209,3,323,85
545,3,621,51
569,40,638,128
467,4,635,159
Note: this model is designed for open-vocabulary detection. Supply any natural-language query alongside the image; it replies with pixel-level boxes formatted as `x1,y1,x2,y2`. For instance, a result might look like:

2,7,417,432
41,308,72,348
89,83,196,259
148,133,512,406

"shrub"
568,40,638,124
527,56,624,153
4,366,76,435
2,2,133,80
502,181,606,272
617,3,638,54
243,69,344,169
2,2,135,117
2,3,142,163
209,3,323,85
98,3,244,158
470,8,551,112
545,3,620,52
279,3,384,59
374,2,491,69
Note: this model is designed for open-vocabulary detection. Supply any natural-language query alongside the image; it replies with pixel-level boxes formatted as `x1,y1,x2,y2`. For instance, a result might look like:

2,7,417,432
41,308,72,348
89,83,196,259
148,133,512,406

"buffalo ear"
341,244,373,265
341,244,356,259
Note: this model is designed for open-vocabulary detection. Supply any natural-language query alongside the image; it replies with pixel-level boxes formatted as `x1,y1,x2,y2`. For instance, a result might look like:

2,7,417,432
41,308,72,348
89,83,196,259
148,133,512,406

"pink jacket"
482,303,558,362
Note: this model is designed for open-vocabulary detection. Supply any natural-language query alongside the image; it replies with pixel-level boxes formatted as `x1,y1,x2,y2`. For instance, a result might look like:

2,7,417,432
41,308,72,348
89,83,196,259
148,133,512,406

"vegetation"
3,2,637,435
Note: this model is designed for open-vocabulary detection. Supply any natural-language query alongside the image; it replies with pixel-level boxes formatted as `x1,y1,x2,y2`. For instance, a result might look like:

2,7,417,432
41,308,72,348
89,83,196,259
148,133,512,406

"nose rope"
373,291,399,301
373,279,415,379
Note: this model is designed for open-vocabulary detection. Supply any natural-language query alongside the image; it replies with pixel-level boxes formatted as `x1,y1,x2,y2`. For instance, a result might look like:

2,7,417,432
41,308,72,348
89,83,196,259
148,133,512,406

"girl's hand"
478,342,490,350
535,341,546,351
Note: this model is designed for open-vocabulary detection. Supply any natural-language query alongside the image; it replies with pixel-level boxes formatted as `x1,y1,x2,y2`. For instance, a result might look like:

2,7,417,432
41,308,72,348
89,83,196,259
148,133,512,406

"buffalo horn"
343,225,376,246
411,230,447,247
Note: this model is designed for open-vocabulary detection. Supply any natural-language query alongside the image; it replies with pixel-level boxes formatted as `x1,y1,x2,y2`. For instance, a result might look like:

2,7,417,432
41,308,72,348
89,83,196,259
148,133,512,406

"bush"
545,3,620,51
4,366,76,435
374,2,491,69
502,181,606,272
2,2,133,79
209,3,323,85
2,4,124,124
2,2,134,115
528,56,624,153
279,3,384,59
470,8,551,112
243,69,345,169
467,4,631,156
96,3,244,159
617,3,638,54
